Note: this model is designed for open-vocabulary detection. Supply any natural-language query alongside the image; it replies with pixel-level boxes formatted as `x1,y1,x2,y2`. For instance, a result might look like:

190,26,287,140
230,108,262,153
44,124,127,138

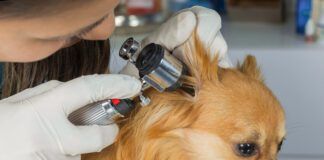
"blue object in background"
296,0,312,34
211,0,227,14
169,0,214,12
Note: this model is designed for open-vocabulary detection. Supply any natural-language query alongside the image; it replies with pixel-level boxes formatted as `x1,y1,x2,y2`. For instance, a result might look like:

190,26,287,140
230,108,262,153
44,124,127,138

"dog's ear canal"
239,55,264,81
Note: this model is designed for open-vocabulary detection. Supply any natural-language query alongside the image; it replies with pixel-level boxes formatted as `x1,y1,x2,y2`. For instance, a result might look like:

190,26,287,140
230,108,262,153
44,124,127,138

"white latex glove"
144,6,232,67
0,74,141,160
121,6,232,76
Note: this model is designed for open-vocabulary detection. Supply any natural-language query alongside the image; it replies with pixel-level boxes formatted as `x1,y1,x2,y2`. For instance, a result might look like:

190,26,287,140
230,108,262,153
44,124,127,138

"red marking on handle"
111,99,121,105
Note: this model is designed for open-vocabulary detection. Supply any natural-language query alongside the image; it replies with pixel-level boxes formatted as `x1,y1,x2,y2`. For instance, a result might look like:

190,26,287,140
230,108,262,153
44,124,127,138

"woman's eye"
236,143,257,157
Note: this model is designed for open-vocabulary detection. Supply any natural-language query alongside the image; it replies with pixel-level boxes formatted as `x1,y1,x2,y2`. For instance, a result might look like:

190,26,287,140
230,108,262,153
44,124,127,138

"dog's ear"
179,33,220,93
238,55,264,81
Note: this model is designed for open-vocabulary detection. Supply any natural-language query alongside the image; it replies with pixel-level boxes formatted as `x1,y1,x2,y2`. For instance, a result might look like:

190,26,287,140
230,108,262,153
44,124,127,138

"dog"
83,34,286,160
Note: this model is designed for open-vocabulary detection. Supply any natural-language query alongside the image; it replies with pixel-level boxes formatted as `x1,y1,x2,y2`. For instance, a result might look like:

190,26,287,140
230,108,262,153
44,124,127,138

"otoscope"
68,38,187,126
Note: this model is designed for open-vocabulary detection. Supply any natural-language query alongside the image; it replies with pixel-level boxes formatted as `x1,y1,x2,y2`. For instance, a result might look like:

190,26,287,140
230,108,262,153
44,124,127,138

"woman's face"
0,0,119,62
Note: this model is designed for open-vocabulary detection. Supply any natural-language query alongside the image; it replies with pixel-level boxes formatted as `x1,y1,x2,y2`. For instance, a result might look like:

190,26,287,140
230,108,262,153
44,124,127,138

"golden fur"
83,34,286,160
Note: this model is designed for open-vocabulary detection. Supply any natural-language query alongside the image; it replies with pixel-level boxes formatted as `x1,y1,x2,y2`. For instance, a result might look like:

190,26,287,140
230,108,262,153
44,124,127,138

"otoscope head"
119,37,140,62
119,38,187,92
136,43,185,92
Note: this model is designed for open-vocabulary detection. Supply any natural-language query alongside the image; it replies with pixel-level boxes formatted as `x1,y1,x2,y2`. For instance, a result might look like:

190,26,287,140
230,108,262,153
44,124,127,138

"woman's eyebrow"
48,14,108,40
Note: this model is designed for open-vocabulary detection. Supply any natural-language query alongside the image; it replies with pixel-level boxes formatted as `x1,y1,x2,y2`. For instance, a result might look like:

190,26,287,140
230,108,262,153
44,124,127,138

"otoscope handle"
68,99,134,126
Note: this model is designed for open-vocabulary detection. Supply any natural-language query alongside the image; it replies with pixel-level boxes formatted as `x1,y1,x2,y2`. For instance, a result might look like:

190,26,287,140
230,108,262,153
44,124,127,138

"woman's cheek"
81,13,116,40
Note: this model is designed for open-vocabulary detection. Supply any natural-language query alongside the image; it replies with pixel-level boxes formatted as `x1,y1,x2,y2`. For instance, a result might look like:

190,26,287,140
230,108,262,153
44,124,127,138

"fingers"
2,80,62,103
26,75,139,155
141,11,196,51
61,124,119,155
141,6,231,68
211,32,231,67
191,7,231,67
33,74,141,115
189,7,227,56
179,6,231,67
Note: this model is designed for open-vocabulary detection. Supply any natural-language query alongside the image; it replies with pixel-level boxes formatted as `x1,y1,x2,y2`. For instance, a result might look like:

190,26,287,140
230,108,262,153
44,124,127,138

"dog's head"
84,35,286,160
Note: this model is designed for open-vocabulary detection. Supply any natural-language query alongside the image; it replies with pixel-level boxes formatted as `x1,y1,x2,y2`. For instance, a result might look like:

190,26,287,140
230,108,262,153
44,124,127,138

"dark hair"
1,40,111,98
0,1,111,98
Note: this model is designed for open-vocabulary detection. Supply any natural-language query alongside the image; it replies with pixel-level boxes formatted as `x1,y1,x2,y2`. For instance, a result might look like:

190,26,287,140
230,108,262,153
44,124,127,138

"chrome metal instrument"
68,38,187,126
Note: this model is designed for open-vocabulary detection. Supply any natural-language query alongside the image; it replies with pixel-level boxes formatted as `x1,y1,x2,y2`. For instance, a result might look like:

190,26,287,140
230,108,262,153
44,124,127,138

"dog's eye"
236,143,257,157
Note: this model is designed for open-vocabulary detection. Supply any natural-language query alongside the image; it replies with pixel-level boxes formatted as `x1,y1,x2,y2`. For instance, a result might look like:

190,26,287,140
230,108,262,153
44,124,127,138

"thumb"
28,74,140,155
141,11,196,51
33,74,141,115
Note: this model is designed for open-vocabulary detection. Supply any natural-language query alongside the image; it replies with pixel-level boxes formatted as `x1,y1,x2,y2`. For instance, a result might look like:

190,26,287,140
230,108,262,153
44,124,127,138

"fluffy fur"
83,34,286,160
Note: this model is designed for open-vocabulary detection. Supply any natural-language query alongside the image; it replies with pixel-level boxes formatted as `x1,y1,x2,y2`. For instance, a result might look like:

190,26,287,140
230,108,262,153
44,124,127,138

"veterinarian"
0,1,230,159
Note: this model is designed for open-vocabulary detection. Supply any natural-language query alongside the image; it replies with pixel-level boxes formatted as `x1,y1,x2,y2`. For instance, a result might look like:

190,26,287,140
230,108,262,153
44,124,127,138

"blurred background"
109,0,324,159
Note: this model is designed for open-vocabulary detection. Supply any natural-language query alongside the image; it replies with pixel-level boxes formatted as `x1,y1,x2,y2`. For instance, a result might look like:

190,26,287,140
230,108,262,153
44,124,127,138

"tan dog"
83,35,286,160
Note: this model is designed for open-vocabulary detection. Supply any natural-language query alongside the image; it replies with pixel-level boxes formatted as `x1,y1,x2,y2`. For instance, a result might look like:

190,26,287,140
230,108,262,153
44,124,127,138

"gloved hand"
121,6,232,76
0,75,141,160
143,6,232,67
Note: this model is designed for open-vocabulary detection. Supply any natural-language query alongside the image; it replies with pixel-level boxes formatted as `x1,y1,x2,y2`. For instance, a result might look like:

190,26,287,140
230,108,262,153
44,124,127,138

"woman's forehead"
0,0,118,19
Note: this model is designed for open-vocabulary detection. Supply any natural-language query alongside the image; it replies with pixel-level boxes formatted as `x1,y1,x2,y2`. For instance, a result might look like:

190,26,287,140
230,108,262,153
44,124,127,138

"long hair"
1,40,110,98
